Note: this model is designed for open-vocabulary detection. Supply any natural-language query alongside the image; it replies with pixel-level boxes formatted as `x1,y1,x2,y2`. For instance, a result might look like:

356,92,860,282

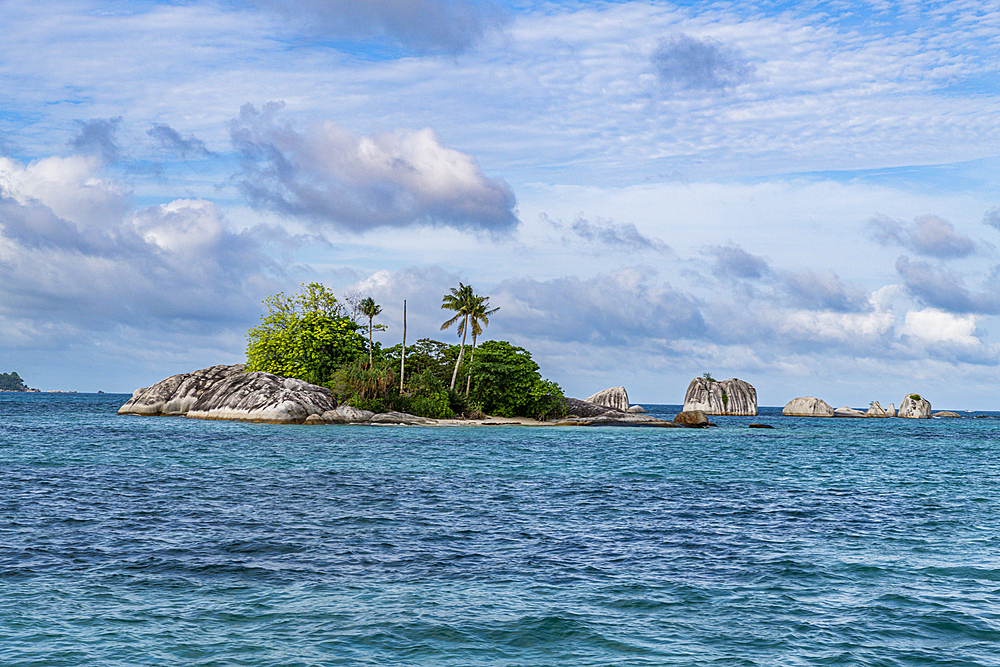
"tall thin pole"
399,299,406,394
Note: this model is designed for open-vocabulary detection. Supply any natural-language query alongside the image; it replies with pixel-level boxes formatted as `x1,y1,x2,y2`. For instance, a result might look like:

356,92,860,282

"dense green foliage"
468,341,565,419
0,372,27,391
245,283,367,385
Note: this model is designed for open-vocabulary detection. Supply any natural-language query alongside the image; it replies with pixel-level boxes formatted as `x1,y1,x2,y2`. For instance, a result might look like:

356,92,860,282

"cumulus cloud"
148,124,213,158
0,155,275,338
703,243,770,280
492,267,708,346
229,101,519,234
69,117,123,164
653,34,755,90
249,0,507,54
782,269,870,312
869,214,976,259
545,214,668,252
894,255,1000,314
983,207,1000,231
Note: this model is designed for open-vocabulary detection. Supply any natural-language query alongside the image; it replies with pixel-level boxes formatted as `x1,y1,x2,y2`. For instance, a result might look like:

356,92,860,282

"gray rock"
336,404,375,423
626,405,647,414
898,394,932,419
683,377,758,416
117,364,246,416
562,397,622,418
370,411,436,425
554,413,678,427
782,397,834,417
834,406,867,418
584,386,630,412
932,411,961,418
185,373,338,424
673,410,715,427
866,401,895,418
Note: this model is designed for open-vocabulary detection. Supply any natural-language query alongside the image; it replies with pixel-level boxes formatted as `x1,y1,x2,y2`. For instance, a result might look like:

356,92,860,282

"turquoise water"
3,393,1000,666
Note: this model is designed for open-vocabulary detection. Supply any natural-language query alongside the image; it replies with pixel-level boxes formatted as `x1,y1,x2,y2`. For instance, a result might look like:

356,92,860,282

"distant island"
0,371,38,392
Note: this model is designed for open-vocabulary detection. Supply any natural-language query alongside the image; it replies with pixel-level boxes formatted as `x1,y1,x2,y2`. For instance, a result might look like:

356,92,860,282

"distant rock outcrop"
627,405,647,414
866,401,895,418
584,387,630,412
932,411,961,418
782,397,834,417
683,377,757,416
898,394,932,419
834,406,867,418
117,365,246,416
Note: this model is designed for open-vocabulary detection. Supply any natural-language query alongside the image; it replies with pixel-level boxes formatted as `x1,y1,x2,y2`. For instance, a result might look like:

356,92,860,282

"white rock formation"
866,401,895,418
185,373,338,423
834,406,867,418
117,365,246,416
782,397,835,417
898,394,932,419
584,386,630,412
682,377,757,416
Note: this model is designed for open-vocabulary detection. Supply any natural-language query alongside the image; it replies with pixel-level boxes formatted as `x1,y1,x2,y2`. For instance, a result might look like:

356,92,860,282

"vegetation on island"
245,282,565,420
0,372,28,391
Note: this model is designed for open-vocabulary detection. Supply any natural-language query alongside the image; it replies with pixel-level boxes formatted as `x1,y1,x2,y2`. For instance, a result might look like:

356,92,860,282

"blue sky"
2,0,1000,409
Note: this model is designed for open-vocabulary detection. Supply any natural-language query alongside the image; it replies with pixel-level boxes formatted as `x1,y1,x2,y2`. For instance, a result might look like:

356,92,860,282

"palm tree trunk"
449,315,468,390
399,300,406,394
465,332,477,396
368,317,373,366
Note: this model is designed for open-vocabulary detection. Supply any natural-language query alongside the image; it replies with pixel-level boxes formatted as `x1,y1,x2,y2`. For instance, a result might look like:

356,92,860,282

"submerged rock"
117,364,246,416
584,386,630,412
782,397,835,417
898,393,932,419
683,377,758,416
932,411,961,418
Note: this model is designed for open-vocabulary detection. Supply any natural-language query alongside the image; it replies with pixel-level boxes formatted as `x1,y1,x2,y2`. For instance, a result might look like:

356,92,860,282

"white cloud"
901,308,980,346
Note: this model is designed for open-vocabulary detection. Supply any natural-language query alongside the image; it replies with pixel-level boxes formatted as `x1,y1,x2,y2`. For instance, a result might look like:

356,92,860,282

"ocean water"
3,393,1000,666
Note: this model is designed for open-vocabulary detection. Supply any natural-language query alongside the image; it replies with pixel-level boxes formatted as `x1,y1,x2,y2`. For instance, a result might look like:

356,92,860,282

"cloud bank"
229,102,519,234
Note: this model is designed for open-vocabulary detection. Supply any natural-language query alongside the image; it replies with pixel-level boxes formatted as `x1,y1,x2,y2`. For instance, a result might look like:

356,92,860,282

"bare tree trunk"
449,315,468,390
399,300,406,394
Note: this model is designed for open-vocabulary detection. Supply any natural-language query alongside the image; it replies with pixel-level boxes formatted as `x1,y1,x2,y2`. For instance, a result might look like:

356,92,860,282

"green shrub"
469,341,565,419
910,394,922,401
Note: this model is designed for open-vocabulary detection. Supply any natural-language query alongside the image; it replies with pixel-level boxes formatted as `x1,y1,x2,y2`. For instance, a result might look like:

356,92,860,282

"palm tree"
359,297,382,366
464,294,499,396
440,283,476,390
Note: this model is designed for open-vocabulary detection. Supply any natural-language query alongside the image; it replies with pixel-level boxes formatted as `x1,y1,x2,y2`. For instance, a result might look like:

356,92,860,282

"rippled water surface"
3,393,1000,666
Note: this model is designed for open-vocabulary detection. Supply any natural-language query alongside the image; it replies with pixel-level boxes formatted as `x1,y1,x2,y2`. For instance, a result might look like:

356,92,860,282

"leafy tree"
0,372,26,391
245,283,367,385
468,340,565,419
359,297,383,366
464,293,499,396
382,338,459,388
440,282,477,390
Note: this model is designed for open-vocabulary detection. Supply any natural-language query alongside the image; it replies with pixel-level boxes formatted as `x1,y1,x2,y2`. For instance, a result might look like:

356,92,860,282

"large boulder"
866,401,895,418
782,397,834,417
898,393,932,419
673,410,715,427
584,386,630,412
834,406,867,418
117,364,246,416
562,397,623,418
683,377,757,416
185,372,337,424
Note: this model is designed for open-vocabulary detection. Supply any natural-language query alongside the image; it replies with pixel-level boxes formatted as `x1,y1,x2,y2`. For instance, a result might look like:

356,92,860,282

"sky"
2,0,1000,409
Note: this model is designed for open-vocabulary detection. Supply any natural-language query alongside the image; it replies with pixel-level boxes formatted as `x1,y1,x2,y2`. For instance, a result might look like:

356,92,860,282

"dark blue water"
3,393,1000,666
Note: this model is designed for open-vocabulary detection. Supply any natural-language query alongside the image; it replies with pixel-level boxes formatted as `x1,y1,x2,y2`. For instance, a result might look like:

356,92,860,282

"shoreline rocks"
584,386,630,412
682,377,758,416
